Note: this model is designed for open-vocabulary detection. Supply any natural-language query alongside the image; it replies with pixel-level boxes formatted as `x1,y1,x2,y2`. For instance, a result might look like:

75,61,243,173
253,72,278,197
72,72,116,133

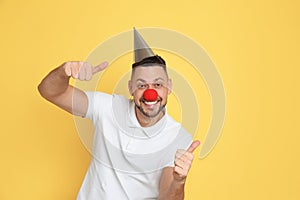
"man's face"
129,66,172,118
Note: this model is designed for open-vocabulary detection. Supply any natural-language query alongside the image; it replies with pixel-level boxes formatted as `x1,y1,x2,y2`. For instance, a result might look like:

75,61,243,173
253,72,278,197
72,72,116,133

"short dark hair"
132,55,166,70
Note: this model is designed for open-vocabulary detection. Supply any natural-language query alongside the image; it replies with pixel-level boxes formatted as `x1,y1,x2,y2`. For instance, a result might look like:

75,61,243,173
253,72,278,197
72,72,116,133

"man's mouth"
135,97,166,118
143,100,159,105
141,97,161,106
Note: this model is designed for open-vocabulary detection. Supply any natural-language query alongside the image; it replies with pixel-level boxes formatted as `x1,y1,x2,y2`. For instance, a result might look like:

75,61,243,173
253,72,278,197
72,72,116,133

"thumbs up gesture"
63,61,109,81
173,140,200,183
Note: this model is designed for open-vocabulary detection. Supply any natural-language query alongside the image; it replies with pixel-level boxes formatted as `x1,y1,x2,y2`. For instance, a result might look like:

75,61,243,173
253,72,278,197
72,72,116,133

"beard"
134,98,166,118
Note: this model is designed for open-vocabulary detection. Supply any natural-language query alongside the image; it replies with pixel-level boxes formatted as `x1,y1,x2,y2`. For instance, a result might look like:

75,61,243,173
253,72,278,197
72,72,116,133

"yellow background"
1,0,299,199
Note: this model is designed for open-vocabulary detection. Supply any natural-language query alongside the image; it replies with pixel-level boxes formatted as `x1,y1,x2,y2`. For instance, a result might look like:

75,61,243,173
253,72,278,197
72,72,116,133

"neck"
135,107,165,127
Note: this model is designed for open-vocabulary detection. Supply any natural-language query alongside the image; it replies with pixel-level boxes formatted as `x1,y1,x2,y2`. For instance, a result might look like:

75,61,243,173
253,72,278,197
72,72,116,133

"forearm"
38,61,107,116
38,63,70,100
158,180,185,200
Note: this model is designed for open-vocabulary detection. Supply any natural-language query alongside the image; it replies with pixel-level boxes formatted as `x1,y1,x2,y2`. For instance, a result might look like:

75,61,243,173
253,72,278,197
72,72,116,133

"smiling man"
129,55,171,126
38,28,200,200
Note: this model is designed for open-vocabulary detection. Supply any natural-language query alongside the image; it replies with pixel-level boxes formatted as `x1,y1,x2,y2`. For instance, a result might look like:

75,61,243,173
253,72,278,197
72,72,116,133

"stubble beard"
134,99,166,118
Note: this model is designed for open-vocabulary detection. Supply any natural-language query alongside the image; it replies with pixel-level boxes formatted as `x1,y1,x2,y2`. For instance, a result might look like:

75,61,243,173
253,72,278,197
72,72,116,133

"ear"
167,78,172,95
128,80,133,95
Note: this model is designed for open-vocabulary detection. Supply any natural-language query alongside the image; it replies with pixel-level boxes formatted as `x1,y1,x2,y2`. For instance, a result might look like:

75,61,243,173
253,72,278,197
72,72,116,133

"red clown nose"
143,89,158,101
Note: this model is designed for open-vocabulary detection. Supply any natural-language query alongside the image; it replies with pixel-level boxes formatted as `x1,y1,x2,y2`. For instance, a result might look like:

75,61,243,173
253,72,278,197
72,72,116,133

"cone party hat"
133,28,155,62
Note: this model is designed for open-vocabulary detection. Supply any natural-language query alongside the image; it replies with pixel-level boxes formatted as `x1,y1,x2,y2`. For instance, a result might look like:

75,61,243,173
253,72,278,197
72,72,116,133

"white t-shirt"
76,92,192,200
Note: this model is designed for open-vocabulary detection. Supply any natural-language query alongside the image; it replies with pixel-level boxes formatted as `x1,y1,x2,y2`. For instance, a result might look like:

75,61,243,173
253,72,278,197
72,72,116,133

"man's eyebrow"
154,77,165,82
135,79,146,83
135,77,166,83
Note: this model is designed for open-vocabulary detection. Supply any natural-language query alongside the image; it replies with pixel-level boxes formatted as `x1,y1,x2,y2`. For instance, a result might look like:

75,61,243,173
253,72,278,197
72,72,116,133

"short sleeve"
84,91,112,121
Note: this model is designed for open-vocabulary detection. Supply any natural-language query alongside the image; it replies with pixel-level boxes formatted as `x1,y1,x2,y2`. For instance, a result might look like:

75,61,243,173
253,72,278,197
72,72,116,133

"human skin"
128,66,172,127
38,61,200,200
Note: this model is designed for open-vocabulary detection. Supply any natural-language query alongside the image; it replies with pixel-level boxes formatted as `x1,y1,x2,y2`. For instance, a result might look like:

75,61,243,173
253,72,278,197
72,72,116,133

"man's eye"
154,83,163,88
137,84,146,89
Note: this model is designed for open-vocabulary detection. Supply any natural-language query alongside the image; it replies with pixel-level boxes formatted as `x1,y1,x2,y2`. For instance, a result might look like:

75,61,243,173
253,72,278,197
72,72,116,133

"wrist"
172,178,186,187
58,64,71,79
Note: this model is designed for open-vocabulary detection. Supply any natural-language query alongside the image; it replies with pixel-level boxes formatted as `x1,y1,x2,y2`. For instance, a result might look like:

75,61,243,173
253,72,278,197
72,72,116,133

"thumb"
187,140,200,153
92,61,109,75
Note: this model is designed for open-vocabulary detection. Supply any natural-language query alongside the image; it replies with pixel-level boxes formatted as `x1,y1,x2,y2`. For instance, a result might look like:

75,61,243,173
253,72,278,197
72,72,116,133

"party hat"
134,28,155,62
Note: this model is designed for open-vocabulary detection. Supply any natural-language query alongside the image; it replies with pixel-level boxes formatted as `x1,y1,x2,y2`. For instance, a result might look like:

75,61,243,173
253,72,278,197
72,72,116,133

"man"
38,29,200,199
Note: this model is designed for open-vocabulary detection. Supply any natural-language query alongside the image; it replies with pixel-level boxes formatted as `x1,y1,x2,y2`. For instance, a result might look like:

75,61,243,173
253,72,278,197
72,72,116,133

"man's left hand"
173,140,200,184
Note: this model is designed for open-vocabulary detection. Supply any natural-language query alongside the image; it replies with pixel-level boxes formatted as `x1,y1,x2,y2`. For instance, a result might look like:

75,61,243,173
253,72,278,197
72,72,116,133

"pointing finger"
92,61,109,75
187,140,200,153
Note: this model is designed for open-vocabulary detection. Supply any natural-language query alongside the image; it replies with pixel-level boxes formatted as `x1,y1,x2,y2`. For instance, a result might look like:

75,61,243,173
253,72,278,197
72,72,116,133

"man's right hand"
63,61,109,80
38,61,109,117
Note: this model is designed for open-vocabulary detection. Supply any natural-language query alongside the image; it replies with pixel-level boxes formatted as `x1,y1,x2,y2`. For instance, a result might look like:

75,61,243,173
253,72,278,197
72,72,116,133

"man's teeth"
144,100,158,105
